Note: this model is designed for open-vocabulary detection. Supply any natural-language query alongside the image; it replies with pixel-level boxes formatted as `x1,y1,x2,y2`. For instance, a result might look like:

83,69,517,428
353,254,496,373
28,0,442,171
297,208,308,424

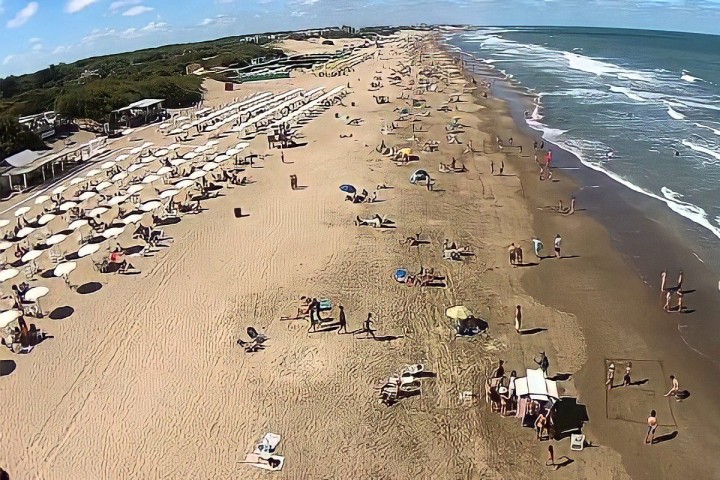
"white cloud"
290,10,307,16
140,21,168,32
199,18,213,26
3,55,15,66
65,0,100,13
29,37,41,43
52,45,72,54
6,1,39,28
32,43,43,51
109,0,140,12
122,5,153,16
197,14,235,26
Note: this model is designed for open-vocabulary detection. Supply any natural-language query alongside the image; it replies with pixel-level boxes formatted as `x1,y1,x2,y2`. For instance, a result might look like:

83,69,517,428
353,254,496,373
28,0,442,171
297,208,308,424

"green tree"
0,114,47,159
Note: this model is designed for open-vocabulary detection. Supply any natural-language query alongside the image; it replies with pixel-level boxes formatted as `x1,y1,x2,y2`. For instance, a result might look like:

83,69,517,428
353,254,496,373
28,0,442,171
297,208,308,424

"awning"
4,150,41,168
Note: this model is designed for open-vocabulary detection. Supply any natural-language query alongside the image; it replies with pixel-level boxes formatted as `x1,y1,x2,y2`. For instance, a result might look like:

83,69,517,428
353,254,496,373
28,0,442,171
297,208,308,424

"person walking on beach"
308,298,319,332
499,161,505,175
664,375,681,400
514,305,522,334
338,305,348,334
281,150,286,164
623,362,632,387
606,363,615,390
532,237,544,259
491,161,495,175
660,270,667,294
663,290,672,312
554,234,562,259
492,359,505,379
361,313,376,339
677,270,684,291
646,410,658,444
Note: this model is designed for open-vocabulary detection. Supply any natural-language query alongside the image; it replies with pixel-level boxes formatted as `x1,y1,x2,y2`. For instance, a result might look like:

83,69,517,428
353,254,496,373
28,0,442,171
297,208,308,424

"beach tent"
513,368,559,401
409,169,429,184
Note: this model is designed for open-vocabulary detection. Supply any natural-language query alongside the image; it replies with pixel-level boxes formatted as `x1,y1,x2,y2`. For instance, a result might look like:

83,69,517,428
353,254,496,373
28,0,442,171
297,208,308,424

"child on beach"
664,375,681,400
646,410,658,444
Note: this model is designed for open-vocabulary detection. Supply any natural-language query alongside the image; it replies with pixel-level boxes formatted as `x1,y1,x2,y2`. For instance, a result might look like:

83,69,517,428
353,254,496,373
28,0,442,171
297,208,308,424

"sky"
1,0,720,76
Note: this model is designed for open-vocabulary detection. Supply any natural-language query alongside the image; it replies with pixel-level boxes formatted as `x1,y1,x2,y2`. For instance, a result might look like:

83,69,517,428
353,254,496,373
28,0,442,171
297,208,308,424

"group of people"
509,234,562,265
660,270,686,312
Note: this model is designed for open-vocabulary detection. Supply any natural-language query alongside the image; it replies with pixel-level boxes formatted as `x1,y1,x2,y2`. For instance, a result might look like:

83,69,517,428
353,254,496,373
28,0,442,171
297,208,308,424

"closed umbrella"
445,305,473,320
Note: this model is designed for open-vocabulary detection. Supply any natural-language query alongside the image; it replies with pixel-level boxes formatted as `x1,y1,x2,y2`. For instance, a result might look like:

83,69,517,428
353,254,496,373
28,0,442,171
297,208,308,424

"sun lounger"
255,433,281,455
243,453,284,471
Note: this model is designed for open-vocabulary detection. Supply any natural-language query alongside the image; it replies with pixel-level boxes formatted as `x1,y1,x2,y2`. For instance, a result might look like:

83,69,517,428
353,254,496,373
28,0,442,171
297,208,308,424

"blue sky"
1,0,720,76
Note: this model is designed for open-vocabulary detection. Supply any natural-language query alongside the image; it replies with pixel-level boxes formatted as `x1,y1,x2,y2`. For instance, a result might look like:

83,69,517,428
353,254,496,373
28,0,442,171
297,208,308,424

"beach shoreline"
454,40,720,478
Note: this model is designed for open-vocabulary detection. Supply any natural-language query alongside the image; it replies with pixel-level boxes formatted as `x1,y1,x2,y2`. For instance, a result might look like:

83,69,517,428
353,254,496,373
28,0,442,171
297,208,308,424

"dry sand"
1,32,714,479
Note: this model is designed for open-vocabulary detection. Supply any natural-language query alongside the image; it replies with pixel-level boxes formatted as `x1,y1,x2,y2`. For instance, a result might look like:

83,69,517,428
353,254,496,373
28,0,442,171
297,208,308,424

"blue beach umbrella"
339,184,356,194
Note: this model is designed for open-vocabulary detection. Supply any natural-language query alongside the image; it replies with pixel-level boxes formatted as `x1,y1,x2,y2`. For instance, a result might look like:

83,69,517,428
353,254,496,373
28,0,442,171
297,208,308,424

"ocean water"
445,27,720,264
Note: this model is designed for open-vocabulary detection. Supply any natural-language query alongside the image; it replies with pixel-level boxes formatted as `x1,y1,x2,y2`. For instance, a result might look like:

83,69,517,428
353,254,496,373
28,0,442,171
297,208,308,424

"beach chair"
570,434,585,451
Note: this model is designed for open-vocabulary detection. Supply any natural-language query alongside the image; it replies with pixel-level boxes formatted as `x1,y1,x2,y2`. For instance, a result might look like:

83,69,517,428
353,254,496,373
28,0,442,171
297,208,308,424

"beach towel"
244,453,284,471
318,298,332,311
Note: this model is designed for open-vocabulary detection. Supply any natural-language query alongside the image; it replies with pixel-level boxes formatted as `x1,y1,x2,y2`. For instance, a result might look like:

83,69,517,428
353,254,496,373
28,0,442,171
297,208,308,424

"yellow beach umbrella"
445,305,473,320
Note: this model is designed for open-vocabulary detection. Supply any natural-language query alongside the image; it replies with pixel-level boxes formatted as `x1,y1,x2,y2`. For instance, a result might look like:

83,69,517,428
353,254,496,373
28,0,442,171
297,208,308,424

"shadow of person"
630,378,650,386
0,359,17,376
653,431,678,444
520,327,547,335
555,456,574,469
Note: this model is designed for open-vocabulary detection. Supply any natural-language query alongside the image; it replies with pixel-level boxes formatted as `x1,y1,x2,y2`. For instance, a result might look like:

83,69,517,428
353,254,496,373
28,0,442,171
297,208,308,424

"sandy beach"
1,31,719,479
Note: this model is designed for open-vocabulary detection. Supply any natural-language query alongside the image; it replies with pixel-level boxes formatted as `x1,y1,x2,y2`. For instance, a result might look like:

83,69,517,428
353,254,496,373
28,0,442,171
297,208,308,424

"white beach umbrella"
0,268,19,282
142,174,161,184
46,233,68,246
236,142,250,150
139,200,162,212
154,148,169,157
78,243,100,258
204,124,219,132
88,207,109,218
58,201,78,212
195,145,212,154
156,166,173,176
226,148,240,157
52,185,68,195
167,143,183,150
128,163,145,173
54,261,77,280
181,123,192,130
106,194,129,206
158,123,171,130
14,206,31,217
0,309,23,329
16,226,36,239
38,213,56,226
0,219,10,229
100,161,116,170
78,191,97,202
121,214,144,225
188,170,207,180
214,154,229,163
175,179,196,189
202,162,220,172
111,172,128,182
21,249,43,264
95,181,113,192
34,195,51,205
183,151,199,160
86,169,102,178
126,184,144,195
159,189,180,199
68,219,89,231
140,155,155,164
70,177,85,186
169,158,187,167
115,154,130,162
102,227,126,239
168,128,183,135
24,286,49,303
0,240,13,252
207,140,220,146
175,115,189,122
